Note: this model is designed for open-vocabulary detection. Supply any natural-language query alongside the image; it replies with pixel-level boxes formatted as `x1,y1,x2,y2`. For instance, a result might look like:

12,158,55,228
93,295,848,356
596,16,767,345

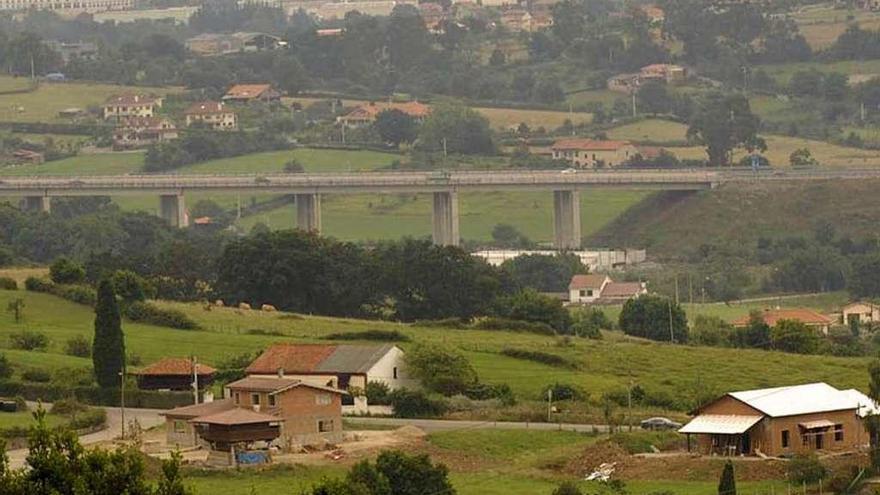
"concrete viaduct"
4,167,880,248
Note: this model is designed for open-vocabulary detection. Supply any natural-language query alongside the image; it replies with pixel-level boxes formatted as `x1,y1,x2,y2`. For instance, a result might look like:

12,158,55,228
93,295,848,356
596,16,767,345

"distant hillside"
588,179,880,260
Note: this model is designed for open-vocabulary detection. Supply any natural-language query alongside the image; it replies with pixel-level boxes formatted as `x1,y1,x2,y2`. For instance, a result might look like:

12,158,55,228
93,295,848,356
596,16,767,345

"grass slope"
588,180,880,259
0,152,145,176
0,289,867,402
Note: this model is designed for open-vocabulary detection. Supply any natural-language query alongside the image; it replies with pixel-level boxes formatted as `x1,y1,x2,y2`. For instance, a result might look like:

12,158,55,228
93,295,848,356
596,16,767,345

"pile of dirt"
565,439,788,482
395,426,427,439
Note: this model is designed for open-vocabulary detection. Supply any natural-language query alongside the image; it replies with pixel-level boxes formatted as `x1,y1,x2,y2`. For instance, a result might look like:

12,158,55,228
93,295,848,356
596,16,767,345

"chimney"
277,367,284,379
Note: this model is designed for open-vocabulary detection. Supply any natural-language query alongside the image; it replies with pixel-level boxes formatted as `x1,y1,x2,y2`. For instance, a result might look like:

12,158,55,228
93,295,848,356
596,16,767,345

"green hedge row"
123,301,200,330
0,380,194,409
24,277,96,306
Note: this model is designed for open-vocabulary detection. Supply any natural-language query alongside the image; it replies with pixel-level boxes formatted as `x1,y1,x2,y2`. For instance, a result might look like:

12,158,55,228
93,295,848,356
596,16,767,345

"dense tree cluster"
618,294,688,343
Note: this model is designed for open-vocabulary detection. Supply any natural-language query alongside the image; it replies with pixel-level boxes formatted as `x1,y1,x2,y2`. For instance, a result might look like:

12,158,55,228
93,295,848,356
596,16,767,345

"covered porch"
679,414,764,456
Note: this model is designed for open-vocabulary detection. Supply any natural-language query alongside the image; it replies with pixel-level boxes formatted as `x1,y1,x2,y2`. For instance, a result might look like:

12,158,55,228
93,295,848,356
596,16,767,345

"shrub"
124,301,199,330
366,380,391,405
570,320,602,339
500,348,574,368
21,369,51,383
324,330,410,342
50,257,85,284
65,335,92,358
68,407,107,430
9,330,49,351
245,328,283,336
0,277,17,290
0,353,11,379
110,270,149,303
472,317,556,335
388,389,447,418
50,397,89,415
405,344,477,396
414,318,469,329
619,295,688,343
494,289,571,333
463,382,515,405
24,276,54,292
542,383,583,401
787,454,827,484
553,482,584,495
55,284,97,306
571,307,612,338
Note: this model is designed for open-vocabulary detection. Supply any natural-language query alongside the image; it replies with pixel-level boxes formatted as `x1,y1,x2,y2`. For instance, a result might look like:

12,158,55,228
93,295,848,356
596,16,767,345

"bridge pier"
553,189,581,250
432,191,460,247
21,195,51,213
159,193,188,228
295,193,322,233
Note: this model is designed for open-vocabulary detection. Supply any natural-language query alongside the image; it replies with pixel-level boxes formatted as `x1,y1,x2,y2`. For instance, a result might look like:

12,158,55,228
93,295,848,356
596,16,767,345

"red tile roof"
226,376,346,395
600,282,645,298
569,274,608,290
163,399,234,419
731,308,833,327
344,101,431,120
135,358,216,376
191,408,283,426
224,84,274,99
245,344,337,374
552,139,633,151
184,101,229,115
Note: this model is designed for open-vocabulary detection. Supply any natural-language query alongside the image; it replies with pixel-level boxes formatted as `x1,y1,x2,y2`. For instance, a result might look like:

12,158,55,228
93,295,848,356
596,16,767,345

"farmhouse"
162,377,345,450
568,274,647,304
337,101,431,127
134,357,215,392
222,84,281,103
185,32,285,57
731,308,833,335
102,94,162,120
184,101,237,130
112,116,178,149
246,343,413,412
679,383,877,457
842,301,880,325
551,139,639,168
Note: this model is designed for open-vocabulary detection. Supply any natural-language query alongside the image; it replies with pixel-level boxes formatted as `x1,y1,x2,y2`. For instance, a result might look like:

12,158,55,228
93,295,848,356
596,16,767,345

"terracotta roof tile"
104,94,160,106
552,139,633,151
569,274,608,290
224,84,273,99
227,376,346,395
191,408,283,426
184,101,229,115
135,358,216,376
731,308,833,327
163,399,234,419
601,282,645,298
245,344,336,374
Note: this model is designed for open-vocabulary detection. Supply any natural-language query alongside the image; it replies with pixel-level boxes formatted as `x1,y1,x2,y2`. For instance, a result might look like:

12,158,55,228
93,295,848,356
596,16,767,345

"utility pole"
547,388,553,422
668,298,675,343
119,369,126,439
442,137,448,157
674,275,679,305
631,91,637,118
191,356,199,405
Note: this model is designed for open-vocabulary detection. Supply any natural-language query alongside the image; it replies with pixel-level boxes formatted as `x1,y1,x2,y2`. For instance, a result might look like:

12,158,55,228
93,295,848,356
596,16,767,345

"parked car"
562,168,578,174
640,417,682,431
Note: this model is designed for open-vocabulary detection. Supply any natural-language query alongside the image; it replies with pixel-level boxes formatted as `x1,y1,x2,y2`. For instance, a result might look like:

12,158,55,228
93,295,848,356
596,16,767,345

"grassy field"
0,267,48,286
0,289,868,403
178,148,400,175
0,410,66,431
605,119,689,143
758,59,880,84
0,151,145,176
286,96,592,130
589,179,880,259
792,4,880,49
237,189,649,243
565,89,623,108
0,78,179,123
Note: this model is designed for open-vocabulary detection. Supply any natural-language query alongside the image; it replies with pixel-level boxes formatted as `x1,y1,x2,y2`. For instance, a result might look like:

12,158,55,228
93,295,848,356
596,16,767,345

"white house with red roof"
551,139,639,168
337,101,431,127
569,274,647,304
102,94,163,120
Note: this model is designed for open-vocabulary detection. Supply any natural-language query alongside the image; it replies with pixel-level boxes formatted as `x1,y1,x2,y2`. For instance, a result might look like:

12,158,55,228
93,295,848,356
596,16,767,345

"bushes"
9,330,49,351
68,407,108,430
324,330,410,342
124,301,199,330
618,295,688,343
500,348,575,369
24,277,96,306
493,289,571,333
405,344,477,396
472,317,556,335
21,369,51,383
388,389,447,418
366,380,391,406
0,277,17,290
542,383,583,401
0,380,195,408
65,335,92,358
0,354,11,379
462,382,515,405
787,454,828,484
50,257,85,284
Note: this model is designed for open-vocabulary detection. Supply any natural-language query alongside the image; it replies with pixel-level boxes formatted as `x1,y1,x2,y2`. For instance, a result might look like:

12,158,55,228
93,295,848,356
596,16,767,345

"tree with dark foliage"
92,279,125,388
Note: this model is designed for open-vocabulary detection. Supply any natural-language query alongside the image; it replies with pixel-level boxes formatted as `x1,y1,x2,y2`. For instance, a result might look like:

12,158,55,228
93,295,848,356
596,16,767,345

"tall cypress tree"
718,460,736,495
93,279,125,388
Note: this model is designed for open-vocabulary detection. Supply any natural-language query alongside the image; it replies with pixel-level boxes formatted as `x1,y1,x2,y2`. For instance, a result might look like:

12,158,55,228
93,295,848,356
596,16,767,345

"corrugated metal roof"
679,414,763,435
315,344,396,373
730,383,858,417
841,389,880,418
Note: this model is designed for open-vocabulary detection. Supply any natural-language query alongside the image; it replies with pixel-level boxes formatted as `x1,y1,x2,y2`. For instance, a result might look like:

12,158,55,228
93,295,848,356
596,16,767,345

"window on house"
268,394,276,407
781,430,789,448
173,420,187,433
834,424,844,442
579,289,586,297
234,392,240,405
587,290,593,297
318,419,334,433
316,393,332,406
251,393,261,405
393,367,398,379
802,433,810,447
